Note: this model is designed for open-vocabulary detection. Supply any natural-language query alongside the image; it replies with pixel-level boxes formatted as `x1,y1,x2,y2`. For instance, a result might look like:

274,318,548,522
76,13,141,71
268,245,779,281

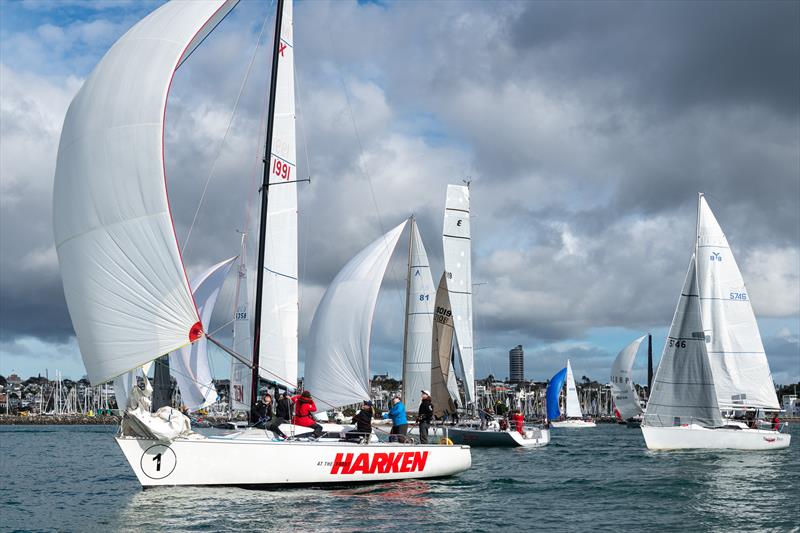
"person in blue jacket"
383,396,408,442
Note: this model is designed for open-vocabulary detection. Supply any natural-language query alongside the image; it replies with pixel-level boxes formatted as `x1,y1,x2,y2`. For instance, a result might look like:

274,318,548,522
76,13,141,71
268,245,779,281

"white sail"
230,240,251,411
113,368,140,412
430,273,457,418
645,256,723,428
442,184,475,404
565,360,583,418
402,219,436,412
52,0,238,385
610,336,645,419
259,0,298,389
696,194,779,410
170,257,236,410
304,220,408,409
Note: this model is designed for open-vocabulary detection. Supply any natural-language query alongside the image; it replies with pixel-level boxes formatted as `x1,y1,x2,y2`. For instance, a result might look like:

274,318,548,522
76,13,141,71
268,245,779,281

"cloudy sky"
1,0,798,387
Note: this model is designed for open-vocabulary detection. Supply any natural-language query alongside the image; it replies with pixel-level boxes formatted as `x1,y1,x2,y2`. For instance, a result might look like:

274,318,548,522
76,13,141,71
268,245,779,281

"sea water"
1,424,797,532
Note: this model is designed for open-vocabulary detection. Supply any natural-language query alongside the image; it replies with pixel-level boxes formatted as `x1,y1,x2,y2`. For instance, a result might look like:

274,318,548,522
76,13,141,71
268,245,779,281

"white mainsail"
430,273,457,418
230,239,252,412
442,184,475,404
304,221,408,409
645,256,723,428
53,0,238,385
170,257,236,411
696,194,779,410
402,218,436,412
610,336,646,419
565,360,583,418
258,0,298,389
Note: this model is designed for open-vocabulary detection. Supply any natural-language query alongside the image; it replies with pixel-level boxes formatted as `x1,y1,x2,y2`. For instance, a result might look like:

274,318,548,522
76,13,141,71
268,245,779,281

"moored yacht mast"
250,0,286,418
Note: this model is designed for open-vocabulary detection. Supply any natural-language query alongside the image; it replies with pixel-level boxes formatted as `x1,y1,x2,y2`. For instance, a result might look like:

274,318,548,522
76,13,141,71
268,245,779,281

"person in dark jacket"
265,392,289,439
345,400,374,441
252,393,273,428
292,390,323,438
417,390,434,444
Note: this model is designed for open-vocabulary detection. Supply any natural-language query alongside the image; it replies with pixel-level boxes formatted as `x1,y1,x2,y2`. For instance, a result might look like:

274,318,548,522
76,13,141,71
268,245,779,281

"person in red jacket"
292,391,323,438
512,409,525,435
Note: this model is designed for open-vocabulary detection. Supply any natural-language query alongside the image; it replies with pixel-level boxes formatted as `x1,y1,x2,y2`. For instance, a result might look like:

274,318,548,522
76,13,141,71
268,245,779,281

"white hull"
447,427,550,448
116,436,471,487
551,419,597,428
641,424,791,451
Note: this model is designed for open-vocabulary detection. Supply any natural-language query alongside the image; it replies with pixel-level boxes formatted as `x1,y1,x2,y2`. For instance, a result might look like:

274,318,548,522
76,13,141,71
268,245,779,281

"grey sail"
430,272,457,418
645,256,723,428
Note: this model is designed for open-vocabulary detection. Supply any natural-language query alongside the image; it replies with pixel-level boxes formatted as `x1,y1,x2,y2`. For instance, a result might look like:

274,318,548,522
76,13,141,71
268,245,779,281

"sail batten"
53,0,232,385
304,221,408,410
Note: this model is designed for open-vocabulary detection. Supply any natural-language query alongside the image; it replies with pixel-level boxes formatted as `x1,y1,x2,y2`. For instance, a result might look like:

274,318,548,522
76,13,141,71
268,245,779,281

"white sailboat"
642,194,790,450
610,336,646,422
53,0,470,487
442,184,475,408
550,360,597,428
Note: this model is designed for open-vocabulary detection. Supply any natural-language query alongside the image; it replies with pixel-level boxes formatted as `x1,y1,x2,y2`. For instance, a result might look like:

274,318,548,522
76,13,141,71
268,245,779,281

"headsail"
170,257,236,411
258,0,298,389
610,336,646,419
565,360,583,418
402,218,435,412
304,221,408,409
53,0,237,385
442,184,475,404
696,194,779,409
430,273,457,418
645,256,723,428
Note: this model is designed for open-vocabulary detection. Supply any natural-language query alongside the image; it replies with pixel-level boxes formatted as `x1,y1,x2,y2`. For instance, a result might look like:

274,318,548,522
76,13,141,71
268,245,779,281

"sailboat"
609,336,646,427
548,360,597,428
53,0,470,487
642,194,790,450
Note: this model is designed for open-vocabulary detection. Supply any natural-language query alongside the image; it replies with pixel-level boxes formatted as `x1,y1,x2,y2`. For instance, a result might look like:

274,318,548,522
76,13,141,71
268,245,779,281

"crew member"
512,409,525,435
345,400,374,442
292,390,323,438
383,396,408,442
417,390,434,444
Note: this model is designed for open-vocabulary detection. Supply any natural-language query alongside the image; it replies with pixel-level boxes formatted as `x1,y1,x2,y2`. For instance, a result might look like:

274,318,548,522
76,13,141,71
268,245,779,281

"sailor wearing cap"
418,390,434,444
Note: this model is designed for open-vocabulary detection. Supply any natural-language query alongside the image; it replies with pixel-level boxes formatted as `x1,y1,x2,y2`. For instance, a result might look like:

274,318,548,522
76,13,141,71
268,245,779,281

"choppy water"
1,424,797,532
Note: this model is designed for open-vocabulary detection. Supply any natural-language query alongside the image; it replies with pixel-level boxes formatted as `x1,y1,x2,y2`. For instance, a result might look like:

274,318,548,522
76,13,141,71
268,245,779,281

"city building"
509,345,524,383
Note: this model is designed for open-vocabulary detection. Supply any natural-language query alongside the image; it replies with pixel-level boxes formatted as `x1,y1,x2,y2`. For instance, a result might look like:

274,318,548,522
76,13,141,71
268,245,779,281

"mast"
250,0,285,418
400,216,414,405
647,333,653,392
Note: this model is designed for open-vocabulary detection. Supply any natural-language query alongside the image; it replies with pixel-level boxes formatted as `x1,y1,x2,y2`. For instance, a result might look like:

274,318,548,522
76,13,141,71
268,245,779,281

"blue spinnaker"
546,368,567,420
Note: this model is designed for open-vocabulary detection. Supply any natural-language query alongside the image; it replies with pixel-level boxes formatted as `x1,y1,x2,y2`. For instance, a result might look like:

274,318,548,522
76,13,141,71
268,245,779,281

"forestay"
442,185,475,404
402,219,435,412
610,336,645,419
565,360,583,418
259,0,298,389
645,256,723,428
170,257,236,410
52,0,238,385
304,221,408,409
696,195,779,409
430,273,457,418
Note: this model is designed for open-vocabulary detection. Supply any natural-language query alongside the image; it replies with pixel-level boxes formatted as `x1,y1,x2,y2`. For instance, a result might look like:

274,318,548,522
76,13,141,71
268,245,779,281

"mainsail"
52,0,239,385
430,273,457,418
402,218,436,412
565,360,583,418
258,0,298,389
442,184,475,404
304,221,408,409
610,336,645,419
645,256,723,428
230,237,251,411
170,257,237,410
696,194,779,410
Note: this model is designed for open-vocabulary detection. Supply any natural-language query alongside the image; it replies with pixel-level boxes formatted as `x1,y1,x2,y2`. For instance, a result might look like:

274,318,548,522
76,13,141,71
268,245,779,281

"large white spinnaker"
696,194,779,410
52,0,239,385
442,185,475,404
259,0,298,390
402,218,436,412
645,256,723,428
430,273,458,418
304,221,408,409
230,238,252,411
565,360,583,418
170,257,236,410
610,336,646,419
